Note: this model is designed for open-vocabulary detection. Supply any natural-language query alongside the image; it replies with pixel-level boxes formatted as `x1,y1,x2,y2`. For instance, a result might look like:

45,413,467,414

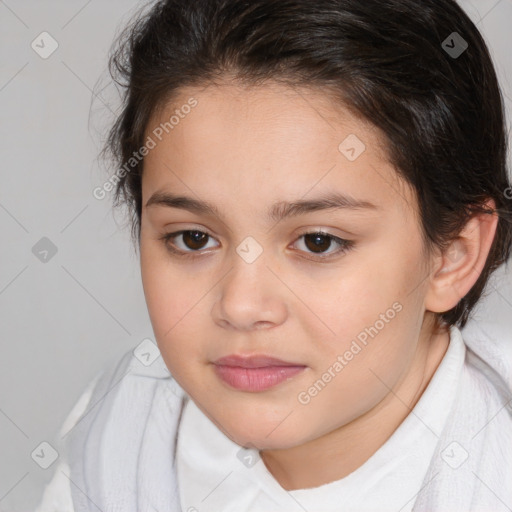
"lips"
213,354,303,368
212,354,307,391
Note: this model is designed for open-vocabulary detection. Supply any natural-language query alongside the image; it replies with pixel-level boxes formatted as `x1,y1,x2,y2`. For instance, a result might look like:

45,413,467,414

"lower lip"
213,365,306,392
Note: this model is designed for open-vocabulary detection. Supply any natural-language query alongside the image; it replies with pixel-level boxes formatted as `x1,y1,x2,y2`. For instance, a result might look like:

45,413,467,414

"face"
139,81,436,450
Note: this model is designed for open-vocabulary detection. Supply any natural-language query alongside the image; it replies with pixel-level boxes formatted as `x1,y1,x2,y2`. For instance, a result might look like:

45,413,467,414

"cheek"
141,238,191,319
140,242,200,362
309,257,406,346
301,307,418,432
310,249,424,391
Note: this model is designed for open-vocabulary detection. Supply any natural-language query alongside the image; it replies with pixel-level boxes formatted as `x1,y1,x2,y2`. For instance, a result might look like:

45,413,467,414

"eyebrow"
145,190,379,223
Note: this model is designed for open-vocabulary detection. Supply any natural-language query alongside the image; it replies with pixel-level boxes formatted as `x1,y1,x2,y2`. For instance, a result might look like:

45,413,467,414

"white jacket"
35,324,512,512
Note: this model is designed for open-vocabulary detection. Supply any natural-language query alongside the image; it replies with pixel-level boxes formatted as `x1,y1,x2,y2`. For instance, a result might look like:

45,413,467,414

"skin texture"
139,81,498,491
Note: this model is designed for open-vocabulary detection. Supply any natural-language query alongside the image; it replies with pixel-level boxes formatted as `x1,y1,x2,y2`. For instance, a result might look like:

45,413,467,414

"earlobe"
424,199,498,314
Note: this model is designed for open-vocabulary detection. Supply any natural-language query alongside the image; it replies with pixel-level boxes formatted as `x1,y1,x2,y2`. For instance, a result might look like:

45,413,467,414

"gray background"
0,0,511,510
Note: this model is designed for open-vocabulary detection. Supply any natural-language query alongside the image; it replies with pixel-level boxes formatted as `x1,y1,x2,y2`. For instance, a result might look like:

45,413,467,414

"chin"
219,418,305,451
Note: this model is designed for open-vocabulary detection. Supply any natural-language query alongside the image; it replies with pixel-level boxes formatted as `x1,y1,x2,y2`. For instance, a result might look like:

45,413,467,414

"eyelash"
158,229,355,261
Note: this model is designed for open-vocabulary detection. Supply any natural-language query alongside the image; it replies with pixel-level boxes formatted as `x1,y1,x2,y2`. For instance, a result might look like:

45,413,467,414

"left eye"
293,231,354,258
159,229,354,259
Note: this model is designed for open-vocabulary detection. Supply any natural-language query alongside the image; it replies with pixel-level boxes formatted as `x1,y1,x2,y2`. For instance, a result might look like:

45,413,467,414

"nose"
211,253,288,331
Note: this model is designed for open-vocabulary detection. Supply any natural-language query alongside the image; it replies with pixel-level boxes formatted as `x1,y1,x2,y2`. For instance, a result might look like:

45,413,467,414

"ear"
424,198,499,314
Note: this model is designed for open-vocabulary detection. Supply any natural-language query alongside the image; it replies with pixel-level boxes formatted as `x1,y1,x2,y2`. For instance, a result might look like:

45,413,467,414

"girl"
36,0,512,510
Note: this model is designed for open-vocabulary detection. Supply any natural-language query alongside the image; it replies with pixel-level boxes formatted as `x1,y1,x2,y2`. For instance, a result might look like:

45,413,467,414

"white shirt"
36,325,467,512
176,325,465,512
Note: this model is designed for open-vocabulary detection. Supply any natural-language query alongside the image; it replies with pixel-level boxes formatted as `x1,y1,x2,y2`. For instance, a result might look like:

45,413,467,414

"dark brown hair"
100,0,512,332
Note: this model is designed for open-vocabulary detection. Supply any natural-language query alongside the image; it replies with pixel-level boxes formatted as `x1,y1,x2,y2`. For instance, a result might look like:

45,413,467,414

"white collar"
176,326,466,511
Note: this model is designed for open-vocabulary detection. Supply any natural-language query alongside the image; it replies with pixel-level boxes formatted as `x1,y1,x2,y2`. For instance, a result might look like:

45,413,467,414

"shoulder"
463,344,512,422
33,372,98,512
34,461,74,512
34,346,184,512
458,342,512,464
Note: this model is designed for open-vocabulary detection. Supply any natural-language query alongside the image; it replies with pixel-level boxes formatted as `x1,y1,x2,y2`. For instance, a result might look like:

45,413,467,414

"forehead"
142,81,416,220
147,80,388,155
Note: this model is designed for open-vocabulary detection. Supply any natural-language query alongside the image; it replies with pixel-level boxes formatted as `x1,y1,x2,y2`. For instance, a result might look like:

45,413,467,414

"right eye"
158,229,219,258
